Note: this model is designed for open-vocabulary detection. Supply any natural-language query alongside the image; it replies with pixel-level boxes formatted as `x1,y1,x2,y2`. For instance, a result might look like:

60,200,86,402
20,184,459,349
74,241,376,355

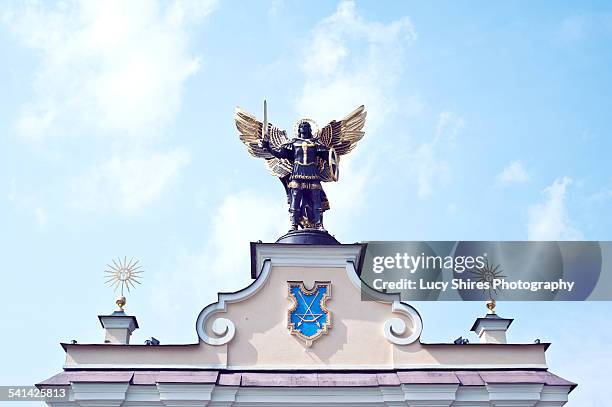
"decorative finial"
486,299,496,314
469,258,505,316
104,257,144,311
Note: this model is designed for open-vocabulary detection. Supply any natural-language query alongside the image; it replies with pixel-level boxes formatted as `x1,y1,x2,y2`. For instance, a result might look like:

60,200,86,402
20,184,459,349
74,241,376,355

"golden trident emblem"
104,257,144,311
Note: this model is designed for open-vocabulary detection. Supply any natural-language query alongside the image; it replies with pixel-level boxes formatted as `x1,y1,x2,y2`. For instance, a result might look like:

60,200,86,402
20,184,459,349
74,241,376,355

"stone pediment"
62,243,549,371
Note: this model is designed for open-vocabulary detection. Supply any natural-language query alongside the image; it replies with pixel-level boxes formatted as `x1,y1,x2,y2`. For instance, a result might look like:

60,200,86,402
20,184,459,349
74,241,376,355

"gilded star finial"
469,258,506,314
104,257,144,311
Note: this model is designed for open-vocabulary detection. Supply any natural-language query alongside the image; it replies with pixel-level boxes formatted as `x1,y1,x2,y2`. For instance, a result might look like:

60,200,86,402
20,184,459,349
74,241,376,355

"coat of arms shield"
287,281,332,346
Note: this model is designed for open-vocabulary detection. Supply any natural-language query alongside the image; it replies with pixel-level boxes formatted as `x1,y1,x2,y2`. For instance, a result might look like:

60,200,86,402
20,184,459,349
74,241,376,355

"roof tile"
397,371,460,384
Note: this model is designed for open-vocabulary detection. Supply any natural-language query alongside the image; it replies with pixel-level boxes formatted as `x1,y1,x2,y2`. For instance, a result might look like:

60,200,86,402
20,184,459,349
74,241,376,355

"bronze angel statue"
235,101,366,232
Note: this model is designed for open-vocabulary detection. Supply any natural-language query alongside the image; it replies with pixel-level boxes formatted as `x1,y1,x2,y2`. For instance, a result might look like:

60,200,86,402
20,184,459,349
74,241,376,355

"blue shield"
287,281,332,344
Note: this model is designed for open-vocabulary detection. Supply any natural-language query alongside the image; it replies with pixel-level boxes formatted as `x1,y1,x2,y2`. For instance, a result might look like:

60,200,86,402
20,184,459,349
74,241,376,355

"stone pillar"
98,311,139,344
470,313,513,344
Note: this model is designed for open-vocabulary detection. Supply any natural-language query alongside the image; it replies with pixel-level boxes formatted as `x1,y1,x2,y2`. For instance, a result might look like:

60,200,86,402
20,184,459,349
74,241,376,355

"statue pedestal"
275,229,339,245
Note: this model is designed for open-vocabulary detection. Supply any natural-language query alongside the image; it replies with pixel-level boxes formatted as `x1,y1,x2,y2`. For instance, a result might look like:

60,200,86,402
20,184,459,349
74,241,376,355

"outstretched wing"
235,107,292,178
265,157,293,179
317,105,366,155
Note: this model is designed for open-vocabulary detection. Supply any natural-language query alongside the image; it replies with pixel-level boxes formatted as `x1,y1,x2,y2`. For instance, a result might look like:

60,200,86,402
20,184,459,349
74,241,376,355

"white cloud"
70,148,190,215
296,0,416,127
320,156,372,234
204,190,287,277
409,111,464,198
150,189,287,319
496,160,530,186
297,2,460,208
3,0,216,141
294,0,416,230
3,0,213,215
527,177,583,240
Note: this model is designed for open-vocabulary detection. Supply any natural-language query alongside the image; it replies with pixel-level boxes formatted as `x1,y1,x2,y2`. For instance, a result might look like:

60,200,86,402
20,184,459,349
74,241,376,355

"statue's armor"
264,136,330,230
287,139,322,190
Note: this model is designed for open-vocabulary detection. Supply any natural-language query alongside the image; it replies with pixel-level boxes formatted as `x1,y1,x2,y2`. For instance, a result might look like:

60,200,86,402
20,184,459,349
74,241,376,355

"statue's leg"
301,189,316,228
302,204,311,227
311,188,323,229
289,188,302,231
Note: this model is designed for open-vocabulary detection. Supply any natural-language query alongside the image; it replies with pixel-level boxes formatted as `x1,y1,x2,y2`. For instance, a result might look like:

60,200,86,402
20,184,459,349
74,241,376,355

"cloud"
150,189,287,319
3,0,214,215
295,0,416,230
204,190,287,278
296,2,465,204
70,148,190,215
408,111,464,198
527,177,583,240
296,0,416,126
496,160,530,186
3,0,216,141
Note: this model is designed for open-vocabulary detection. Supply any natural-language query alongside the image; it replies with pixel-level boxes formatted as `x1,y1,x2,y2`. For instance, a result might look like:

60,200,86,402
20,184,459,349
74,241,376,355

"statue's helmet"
294,118,319,139
298,121,312,139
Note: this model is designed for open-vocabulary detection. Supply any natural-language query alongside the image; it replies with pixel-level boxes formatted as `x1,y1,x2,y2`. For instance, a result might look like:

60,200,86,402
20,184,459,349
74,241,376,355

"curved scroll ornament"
343,261,423,345
196,260,272,345
204,317,236,346
383,302,423,345
196,310,236,346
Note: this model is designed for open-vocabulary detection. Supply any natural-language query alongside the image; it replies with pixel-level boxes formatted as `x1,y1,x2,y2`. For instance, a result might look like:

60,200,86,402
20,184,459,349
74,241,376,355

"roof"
38,369,576,392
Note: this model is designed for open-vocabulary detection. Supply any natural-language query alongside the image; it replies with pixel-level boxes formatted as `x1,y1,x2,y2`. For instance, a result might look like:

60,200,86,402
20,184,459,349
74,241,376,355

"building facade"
39,241,575,406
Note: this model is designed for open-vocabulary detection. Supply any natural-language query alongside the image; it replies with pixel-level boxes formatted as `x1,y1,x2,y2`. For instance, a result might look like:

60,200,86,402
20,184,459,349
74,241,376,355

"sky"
1,0,611,405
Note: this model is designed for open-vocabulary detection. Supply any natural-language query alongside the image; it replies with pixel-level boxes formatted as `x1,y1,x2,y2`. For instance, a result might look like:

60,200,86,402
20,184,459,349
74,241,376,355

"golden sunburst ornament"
104,257,144,311
469,258,506,310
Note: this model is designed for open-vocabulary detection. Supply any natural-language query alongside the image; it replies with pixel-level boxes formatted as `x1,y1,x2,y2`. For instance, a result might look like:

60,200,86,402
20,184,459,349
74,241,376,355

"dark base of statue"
276,229,339,245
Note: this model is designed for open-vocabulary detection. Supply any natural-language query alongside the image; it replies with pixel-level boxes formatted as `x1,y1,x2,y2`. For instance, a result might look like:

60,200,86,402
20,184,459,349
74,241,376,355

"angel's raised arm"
235,106,294,179
261,139,294,160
